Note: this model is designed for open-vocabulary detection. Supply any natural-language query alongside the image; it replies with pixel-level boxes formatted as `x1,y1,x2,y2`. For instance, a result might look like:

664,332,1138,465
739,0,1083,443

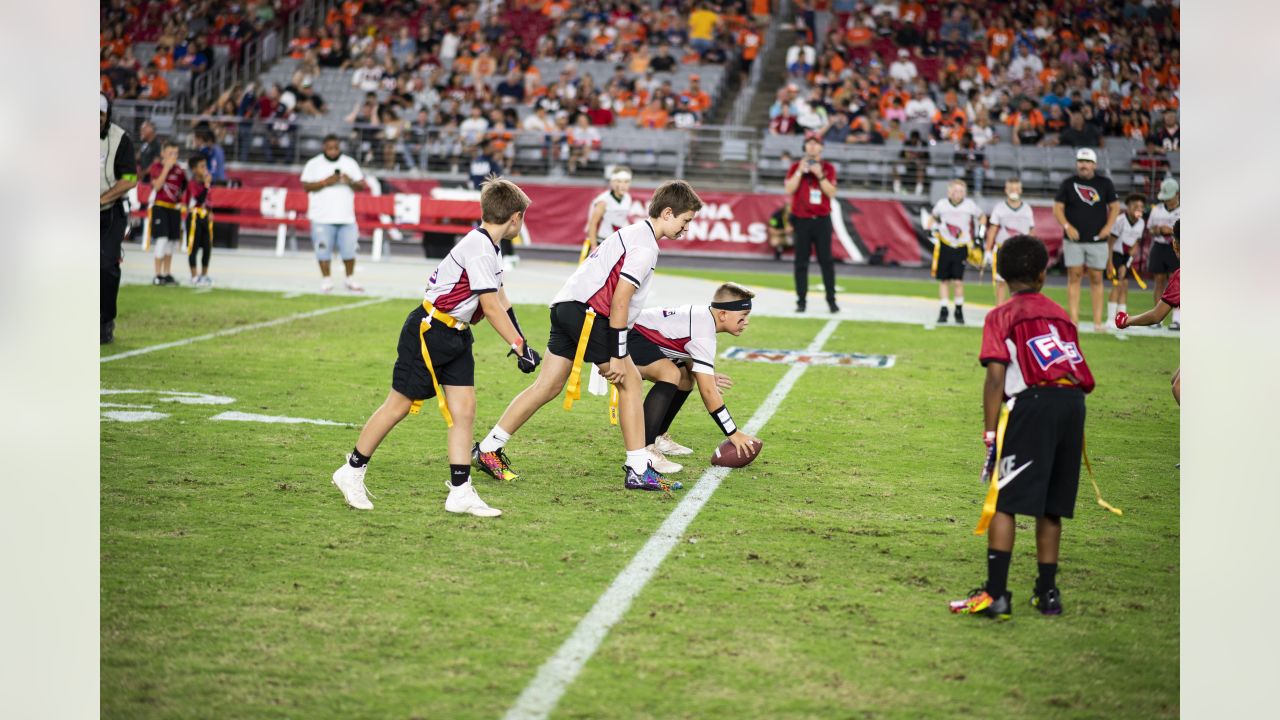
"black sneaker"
773,247,783,261
796,300,806,313
1030,587,1063,616
153,276,164,286
827,299,840,313
164,275,179,285
954,305,965,325
1168,322,1180,332
937,306,949,324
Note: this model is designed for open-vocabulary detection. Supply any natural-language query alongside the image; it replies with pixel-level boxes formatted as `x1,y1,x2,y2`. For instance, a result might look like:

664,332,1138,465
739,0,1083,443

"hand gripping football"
711,438,763,468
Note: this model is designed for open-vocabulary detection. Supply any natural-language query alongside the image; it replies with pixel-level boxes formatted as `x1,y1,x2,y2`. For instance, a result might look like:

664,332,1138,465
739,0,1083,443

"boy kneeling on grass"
331,177,540,517
950,234,1096,620
1115,220,1180,405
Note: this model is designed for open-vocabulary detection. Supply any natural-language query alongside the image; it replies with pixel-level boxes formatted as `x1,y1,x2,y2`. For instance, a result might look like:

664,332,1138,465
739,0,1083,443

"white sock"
1172,308,1180,324
940,298,949,307
1119,303,1127,314
955,296,964,307
1107,302,1117,319
625,449,649,474
478,426,511,453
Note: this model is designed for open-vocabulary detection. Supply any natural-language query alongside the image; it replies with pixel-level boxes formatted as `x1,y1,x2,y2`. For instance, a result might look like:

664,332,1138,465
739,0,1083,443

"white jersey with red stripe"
589,190,633,240
633,304,718,375
930,197,984,248
551,219,659,326
1112,213,1145,250
423,227,502,325
987,200,1035,246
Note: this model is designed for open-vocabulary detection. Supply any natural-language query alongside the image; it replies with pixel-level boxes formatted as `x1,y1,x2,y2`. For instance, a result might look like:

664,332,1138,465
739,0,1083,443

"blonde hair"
713,282,755,302
479,176,532,223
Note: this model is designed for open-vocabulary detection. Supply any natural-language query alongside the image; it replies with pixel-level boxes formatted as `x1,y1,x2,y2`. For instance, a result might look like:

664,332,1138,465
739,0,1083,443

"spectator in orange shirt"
140,67,170,100
289,26,318,59
932,105,967,143
845,14,874,47
151,43,175,71
1005,99,1045,131
987,17,1014,63
900,1,926,24
738,19,762,72
682,75,712,114
638,99,670,130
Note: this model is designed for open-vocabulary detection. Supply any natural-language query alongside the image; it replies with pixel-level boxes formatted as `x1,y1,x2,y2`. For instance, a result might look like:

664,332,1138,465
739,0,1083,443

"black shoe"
954,305,965,325
153,276,164,286
774,247,783,261
937,306,949,324
1168,322,1180,332
1030,587,1063,616
827,299,840,313
164,275,179,285
796,301,806,313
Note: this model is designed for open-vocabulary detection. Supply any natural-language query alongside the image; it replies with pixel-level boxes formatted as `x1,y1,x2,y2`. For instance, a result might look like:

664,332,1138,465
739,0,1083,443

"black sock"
450,464,470,487
349,447,372,468
658,389,692,436
1036,562,1058,594
643,381,678,446
986,550,1012,599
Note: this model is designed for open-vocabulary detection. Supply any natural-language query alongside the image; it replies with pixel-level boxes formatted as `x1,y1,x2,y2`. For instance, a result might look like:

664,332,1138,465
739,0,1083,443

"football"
710,437,763,468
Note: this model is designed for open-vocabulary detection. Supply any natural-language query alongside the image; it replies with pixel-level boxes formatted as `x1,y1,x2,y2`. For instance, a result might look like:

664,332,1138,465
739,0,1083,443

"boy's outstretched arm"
479,291,539,372
695,371,759,458
1116,299,1173,328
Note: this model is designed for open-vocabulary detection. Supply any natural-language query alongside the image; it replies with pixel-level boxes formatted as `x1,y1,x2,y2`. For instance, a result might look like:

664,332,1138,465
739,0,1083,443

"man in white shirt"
1007,46,1044,82
300,135,368,293
904,88,938,123
351,56,384,92
889,49,918,84
785,38,816,77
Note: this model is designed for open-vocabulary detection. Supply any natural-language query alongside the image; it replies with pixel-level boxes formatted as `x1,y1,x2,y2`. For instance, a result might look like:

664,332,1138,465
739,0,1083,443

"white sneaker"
321,278,333,293
655,433,693,456
444,479,502,517
189,276,200,286
646,444,683,474
345,278,365,293
332,458,374,510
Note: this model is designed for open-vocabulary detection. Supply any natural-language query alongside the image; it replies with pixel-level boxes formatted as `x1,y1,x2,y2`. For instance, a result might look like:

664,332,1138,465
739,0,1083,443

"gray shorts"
1062,240,1108,270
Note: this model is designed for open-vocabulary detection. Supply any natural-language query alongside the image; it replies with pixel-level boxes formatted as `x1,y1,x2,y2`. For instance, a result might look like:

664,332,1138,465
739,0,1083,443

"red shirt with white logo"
980,291,1095,398
1161,269,1180,308
787,160,836,219
148,162,188,205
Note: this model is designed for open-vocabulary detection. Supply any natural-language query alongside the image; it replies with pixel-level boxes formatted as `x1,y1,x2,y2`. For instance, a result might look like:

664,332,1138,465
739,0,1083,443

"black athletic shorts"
391,303,475,399
933,243,968,281
628,328,685,369
546,301,611,364
1111,251,1129,271
995,385,1086,519
150,205,183,240
1148,242,1180,274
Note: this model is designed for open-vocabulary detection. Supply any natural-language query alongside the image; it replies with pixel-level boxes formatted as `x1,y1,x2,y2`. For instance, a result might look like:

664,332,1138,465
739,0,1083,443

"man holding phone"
783,132,840,313
301,134,368,293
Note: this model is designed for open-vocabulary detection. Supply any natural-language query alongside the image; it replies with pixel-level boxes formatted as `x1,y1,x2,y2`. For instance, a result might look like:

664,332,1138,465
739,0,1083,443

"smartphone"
333,169,341,176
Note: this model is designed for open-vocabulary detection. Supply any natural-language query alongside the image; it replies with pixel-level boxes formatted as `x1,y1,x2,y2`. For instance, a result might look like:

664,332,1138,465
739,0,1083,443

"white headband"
610,170,632,182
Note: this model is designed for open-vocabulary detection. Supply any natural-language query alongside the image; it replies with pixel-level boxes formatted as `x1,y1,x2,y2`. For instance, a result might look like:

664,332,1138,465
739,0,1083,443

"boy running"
1106,193,1146,330
926,179,985,324
950,234,1095,620
474,180,704,492
184,154,215,286
984,178,1034,306
628,282,762,474
1115,220,1180,404
331,178,539,516
147,140,187,286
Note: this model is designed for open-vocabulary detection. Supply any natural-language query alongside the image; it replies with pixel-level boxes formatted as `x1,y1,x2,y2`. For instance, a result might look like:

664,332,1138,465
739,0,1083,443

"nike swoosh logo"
997,460,1034,490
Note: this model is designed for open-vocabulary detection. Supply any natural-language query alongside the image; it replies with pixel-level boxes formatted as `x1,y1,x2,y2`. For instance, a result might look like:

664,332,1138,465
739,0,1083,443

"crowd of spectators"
768,0,1179,193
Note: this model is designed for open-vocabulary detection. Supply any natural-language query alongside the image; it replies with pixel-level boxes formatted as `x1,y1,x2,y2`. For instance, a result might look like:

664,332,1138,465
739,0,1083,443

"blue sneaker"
623,463,681,493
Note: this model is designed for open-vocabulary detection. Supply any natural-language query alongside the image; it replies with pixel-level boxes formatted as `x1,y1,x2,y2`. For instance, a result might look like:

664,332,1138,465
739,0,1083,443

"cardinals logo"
1074,183,1100,206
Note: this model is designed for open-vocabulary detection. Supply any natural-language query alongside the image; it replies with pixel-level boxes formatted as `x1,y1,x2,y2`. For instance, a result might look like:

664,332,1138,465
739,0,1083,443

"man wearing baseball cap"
1146,178,1181,330
784,132,840,313
1053,147,1120,330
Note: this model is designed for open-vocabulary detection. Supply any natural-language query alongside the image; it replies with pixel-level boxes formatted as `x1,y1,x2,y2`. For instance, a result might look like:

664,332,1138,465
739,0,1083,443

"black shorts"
546,301,611,364
933,243,967,281
995,386,1086,519
150,205,183,240
391,304,475,400
1111,251,1132,275
628,329,685,369
1148,242,1180,274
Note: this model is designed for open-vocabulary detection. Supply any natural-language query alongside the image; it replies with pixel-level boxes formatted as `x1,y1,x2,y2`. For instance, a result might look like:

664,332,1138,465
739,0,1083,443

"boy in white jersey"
331,178,540,517
582,166,633,261
628,283,762,474
1146,178,1181,330
474,180,704,492
984,178,1035,306
926,179,985,324
1106,193,1145,329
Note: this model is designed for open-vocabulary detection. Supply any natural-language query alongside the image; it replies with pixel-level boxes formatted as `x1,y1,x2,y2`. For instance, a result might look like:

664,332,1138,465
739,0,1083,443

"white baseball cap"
1075,148,1097,163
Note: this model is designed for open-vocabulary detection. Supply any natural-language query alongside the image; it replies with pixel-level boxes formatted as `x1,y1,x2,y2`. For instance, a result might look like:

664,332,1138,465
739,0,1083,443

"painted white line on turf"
504,318,842,720
100,297,391,363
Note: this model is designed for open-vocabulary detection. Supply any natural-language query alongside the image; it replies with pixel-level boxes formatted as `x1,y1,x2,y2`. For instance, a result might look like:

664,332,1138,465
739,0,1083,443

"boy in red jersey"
147,140,187,285
950,234,1096,620
1116,220,1180,404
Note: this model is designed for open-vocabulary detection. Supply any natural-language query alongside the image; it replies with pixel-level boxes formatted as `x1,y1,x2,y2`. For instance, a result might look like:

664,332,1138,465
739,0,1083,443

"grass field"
101,283,1180,719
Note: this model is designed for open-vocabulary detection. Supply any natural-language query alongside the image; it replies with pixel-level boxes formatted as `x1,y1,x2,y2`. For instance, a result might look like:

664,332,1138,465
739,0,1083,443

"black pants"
100,204,126,337
791,214,836,303
188,220,213,270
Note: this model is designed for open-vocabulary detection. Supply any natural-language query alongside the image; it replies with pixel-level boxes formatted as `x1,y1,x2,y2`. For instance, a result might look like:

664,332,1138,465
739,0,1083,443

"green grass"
660,266,1160,315
102,284,1179,719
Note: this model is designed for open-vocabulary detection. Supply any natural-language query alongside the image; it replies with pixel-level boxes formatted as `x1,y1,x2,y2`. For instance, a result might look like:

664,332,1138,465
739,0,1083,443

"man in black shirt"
100,93,138,344
135,120,159,180
1057,112,1101,150
1053,148,1119,330
650,42,677,73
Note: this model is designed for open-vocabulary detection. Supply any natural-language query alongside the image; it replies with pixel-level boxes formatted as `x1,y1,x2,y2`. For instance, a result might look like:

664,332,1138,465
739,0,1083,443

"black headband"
711,299,752,311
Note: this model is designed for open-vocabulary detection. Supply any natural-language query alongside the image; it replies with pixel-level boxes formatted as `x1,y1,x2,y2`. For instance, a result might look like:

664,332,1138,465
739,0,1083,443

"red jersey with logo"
184,179,211,209
787,160,836,218
980,291,1096,398
423,227,503,325
551,219,659,325
1160,269,1180,307
148,163,188,204
632,305,718,375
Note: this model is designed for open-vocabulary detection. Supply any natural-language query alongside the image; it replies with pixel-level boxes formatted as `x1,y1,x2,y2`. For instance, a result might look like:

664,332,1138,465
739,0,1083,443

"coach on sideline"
100,92,137,345
1053,147,1119,330
784,132,840,313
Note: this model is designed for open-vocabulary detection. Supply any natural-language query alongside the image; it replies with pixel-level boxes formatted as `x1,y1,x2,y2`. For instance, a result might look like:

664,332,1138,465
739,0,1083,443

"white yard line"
100,297,391,363
504,318,843,720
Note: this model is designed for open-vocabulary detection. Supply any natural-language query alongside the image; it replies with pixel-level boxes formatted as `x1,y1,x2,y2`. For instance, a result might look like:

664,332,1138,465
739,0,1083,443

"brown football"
710,438,763,468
